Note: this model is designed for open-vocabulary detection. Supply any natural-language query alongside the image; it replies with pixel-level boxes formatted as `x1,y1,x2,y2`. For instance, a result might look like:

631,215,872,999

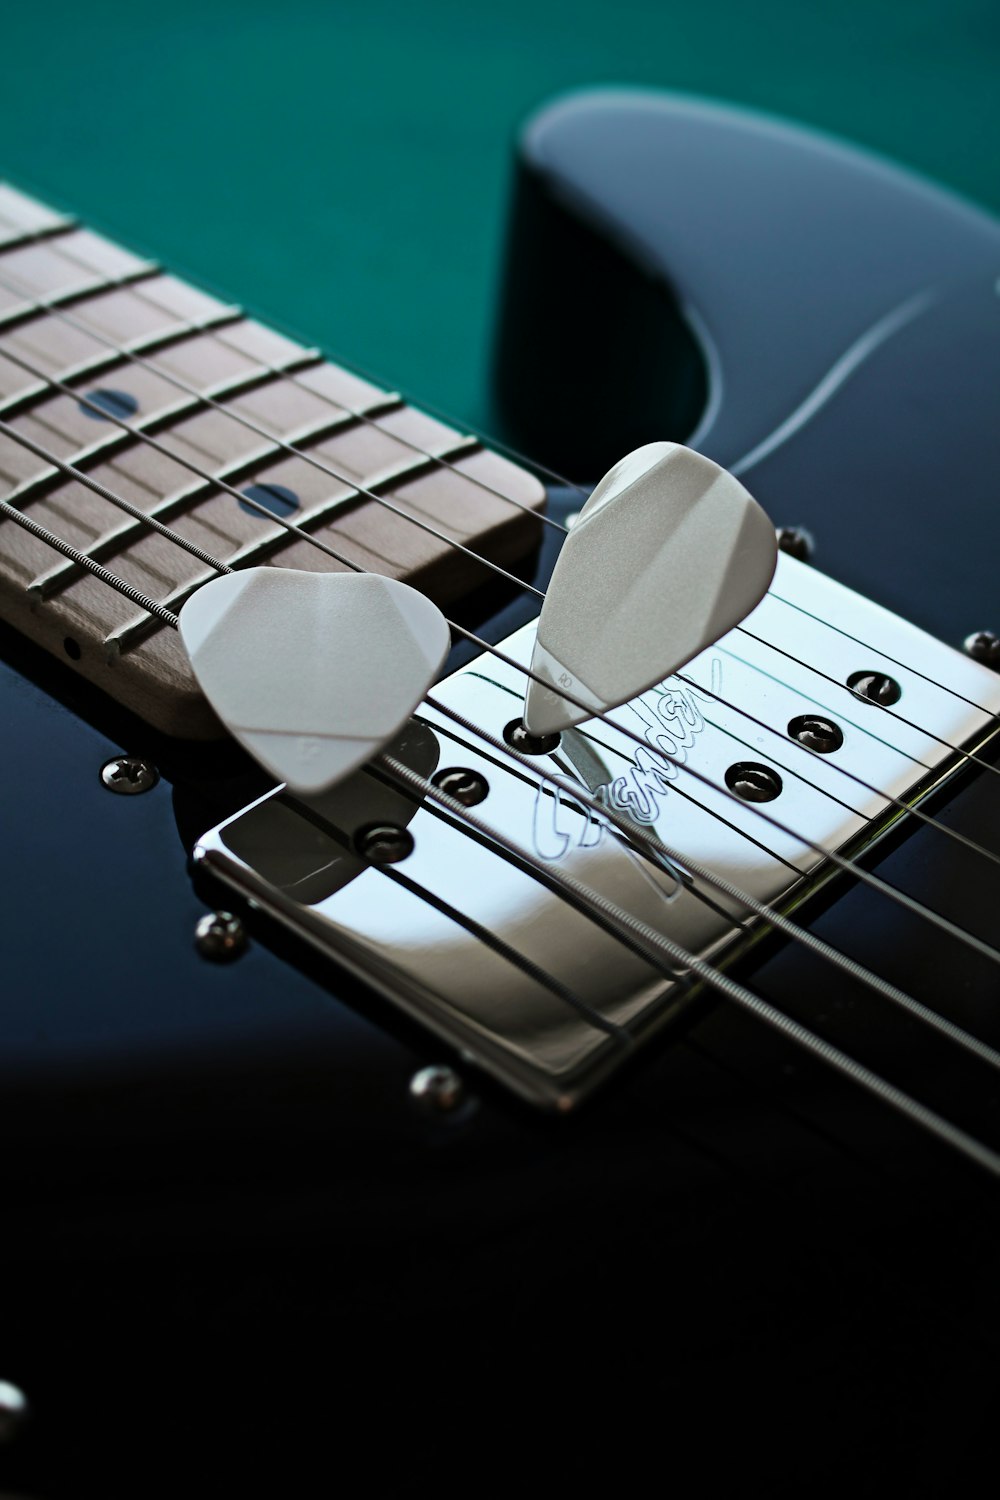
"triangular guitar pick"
523,442,778,736
179,568,451,795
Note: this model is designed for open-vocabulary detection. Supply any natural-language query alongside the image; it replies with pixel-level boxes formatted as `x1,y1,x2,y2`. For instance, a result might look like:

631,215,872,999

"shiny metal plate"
194,555,1000,1109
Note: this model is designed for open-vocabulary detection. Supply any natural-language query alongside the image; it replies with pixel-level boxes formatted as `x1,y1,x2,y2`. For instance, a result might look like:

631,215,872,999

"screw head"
776,526,815,563
355,822,415,864
409,1064,466,1114
788,714,844,754
963,630,1000,669
194,911,247,962
0,1380,28,1444
100,755,159,795
503,718,562,756
431,766,489,807
725,761,783,803
848,670,901,705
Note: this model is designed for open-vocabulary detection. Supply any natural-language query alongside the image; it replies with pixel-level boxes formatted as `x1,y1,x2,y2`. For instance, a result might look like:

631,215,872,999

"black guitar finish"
4,94,1000,1492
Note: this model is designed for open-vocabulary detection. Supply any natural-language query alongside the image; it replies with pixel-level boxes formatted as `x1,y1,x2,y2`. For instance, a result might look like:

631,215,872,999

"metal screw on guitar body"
100,755,158,795
409,1065,466,1114
431,767,489,806
848,670,901,705
194,911,247,962
963,630,1000,669
776,525,815,562
355,823,415,864
0,1380,29,1443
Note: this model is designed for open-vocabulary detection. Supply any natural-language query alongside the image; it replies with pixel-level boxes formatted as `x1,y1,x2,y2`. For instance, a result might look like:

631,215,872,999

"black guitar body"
4,92,1000,1492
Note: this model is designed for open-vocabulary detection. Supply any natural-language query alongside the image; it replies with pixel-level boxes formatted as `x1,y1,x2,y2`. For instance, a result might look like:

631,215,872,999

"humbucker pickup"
193,553,1000,1108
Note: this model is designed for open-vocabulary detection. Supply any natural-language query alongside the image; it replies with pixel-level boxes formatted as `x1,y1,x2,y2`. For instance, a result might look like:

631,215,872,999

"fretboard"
0,184,545,736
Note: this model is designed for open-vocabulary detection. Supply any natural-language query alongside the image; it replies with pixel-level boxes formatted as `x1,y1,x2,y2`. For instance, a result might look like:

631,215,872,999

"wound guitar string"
4,264,999,799
2,262,998,957
1,238,999,1169
2,262,997,934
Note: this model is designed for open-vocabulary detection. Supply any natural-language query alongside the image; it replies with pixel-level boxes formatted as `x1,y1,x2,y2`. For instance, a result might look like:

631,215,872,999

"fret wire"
737,623,1000,783
2,258,992,776
7,377,1000,1150
15,235,996,753
0,495,178,624
0,332,547,605
0,263,160,332
0,306,245,420
0,260,571,537
4,203,1000,1171
418,694,1000,1072
6,347,1000,982
3,244,1000,992
378,747,1000,1177
0,417,235,580
0,218,77,255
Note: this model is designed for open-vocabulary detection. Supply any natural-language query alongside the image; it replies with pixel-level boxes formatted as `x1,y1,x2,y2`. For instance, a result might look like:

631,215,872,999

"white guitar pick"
523,442,777,736
179,568,451,795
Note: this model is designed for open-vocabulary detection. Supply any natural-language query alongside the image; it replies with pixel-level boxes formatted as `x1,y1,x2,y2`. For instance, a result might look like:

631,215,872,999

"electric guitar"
3,91,1000,1492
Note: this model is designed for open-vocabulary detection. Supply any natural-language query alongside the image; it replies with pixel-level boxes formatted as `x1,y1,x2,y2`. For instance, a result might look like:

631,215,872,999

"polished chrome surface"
194,555,1000,1109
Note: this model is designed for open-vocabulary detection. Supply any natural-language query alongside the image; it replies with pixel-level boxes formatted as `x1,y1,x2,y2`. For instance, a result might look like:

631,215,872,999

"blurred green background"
1,0,997,429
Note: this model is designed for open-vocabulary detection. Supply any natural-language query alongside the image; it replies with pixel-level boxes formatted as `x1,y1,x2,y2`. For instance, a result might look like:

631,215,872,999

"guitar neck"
0,184,544,737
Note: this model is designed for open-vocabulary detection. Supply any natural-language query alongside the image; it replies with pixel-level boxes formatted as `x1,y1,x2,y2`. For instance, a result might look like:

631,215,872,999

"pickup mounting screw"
726,762,783,802
194,911,247,962
788,714,843,753
409,1064,466,1114
848,670,901,705
100,755,159,795
356,823,414,864
0,1380,29,1443
504,718,561,756
963,630,1000,669
776,526,815,563
431,767,489,806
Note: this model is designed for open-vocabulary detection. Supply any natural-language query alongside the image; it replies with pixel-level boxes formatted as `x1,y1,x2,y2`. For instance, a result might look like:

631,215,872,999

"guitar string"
738,623,1000,780
0,260,568,538
3,282,999,873
1,246,998,967
416,696,1000,1071
373,747,1000,1178
3,256,995,792
4,352,1000,979
7,399,1000,1029
6,240,995,737
21,245,1000,746
5,295,1000,1158
769,588,1000,719
8,484,1000,1170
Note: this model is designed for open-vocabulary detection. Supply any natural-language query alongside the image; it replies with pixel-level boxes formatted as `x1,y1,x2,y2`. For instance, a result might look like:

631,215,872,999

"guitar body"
3,93,1000,1490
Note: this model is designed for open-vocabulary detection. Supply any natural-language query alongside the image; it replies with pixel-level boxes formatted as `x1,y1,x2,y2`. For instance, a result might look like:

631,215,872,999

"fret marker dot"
239,483,300,519
79,388,139,422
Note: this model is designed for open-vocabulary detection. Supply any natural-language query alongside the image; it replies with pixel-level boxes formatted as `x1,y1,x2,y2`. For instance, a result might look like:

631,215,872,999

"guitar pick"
179,568,451,795
523,442,777,736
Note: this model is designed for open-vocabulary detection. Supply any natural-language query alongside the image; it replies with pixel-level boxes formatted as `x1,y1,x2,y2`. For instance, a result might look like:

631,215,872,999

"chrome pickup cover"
194,555,1000,1109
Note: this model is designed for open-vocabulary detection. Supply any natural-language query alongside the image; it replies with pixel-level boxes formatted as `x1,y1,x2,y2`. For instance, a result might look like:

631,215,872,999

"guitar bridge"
193,555,1000,1109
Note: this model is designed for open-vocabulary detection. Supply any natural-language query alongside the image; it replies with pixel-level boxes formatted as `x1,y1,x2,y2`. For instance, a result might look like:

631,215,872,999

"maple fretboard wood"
0,185,545,737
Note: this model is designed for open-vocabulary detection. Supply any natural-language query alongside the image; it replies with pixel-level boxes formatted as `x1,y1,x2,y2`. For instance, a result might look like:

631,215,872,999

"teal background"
1,1,998,430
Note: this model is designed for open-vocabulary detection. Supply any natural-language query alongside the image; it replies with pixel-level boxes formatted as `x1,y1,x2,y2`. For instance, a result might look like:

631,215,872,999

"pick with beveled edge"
523,442,778,737
179,568,451,795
